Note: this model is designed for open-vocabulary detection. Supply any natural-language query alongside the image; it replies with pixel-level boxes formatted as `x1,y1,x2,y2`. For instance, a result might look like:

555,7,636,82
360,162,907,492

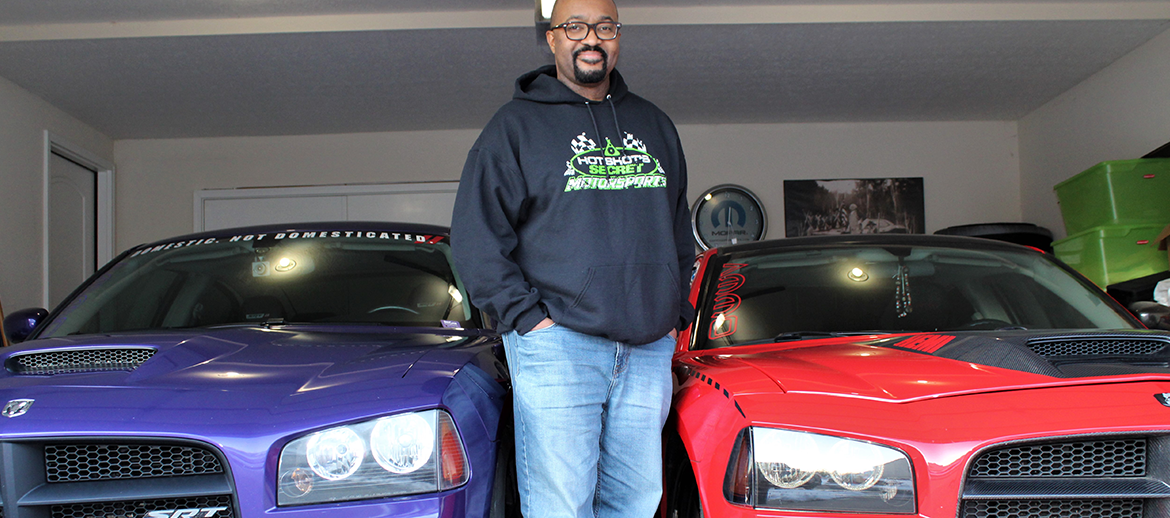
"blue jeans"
503,324,675,518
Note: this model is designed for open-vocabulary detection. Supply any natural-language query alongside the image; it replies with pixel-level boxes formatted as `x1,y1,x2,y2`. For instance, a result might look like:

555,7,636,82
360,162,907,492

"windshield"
695,243,1138,349
38,231,478,337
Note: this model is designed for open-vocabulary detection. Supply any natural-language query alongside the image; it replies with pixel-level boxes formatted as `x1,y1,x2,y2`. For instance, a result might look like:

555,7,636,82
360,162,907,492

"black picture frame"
784,178,925,237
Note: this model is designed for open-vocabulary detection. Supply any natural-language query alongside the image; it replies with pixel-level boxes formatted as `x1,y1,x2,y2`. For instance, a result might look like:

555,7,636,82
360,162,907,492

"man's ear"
546,29,557,54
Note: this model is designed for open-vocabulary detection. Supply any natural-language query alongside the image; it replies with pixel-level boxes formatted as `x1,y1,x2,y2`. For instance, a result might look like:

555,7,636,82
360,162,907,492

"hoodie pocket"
569,264,679,338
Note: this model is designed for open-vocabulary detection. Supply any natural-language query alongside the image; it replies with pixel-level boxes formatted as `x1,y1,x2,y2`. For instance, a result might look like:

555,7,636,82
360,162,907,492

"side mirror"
1128,301,1170,331
3,308,48,344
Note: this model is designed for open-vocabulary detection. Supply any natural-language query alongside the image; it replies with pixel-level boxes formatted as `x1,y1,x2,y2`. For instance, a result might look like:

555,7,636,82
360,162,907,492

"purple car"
0,223,514,518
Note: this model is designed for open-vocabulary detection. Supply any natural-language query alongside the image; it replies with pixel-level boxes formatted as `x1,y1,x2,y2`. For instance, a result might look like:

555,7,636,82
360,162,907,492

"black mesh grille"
9,348,156,375
970,439,1145,478
1028,338,1167,357
960,499,1142,518
52,495,233,518
45,444,224,482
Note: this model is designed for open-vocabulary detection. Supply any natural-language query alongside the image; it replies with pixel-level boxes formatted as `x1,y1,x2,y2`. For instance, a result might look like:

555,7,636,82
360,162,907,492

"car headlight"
277,409,469,506
724,427,916,514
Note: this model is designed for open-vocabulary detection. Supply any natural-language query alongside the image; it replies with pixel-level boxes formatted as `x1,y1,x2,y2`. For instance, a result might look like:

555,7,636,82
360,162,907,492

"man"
847,203,861,234
450,0,694,516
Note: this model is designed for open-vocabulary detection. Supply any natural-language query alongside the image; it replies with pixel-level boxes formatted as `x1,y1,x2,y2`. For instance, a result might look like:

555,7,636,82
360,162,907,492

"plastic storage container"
1052,223,1168,287
1054,159,1170,235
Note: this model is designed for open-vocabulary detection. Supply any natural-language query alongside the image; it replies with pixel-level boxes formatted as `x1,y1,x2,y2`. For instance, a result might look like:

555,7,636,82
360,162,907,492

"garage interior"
1,0,1169,312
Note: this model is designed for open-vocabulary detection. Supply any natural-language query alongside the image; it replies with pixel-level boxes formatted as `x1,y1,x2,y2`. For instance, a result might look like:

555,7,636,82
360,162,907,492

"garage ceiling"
0,0,1167,139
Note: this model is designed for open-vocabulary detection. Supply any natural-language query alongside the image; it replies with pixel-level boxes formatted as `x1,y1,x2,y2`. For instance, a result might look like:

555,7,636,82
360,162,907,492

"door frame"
42,131,115,308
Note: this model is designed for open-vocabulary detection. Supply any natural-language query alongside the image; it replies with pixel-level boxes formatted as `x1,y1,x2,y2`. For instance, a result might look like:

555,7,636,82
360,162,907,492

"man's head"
546,0,620,97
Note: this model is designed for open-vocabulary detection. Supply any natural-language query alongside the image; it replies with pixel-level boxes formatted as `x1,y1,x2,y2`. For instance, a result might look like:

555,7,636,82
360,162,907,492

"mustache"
573,45,608,61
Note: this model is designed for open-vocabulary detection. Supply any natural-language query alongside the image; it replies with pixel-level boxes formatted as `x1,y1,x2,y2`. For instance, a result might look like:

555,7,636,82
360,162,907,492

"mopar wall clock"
691,184,767,250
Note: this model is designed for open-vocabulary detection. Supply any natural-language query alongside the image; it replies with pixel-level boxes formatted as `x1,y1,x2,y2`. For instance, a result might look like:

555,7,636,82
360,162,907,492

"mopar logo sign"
1155,393,1170,407
146,508,228,518
2,399,34,417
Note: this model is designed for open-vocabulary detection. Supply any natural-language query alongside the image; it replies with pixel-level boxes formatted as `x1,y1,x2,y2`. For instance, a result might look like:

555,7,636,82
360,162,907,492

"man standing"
450,0,694,516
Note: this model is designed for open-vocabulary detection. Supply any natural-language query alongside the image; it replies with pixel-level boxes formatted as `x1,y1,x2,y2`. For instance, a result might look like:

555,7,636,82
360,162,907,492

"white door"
48,152,97,308
195,183,460,232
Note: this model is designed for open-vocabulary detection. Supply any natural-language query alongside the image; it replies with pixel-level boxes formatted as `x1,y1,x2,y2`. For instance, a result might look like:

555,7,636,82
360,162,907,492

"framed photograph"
784,178,925,237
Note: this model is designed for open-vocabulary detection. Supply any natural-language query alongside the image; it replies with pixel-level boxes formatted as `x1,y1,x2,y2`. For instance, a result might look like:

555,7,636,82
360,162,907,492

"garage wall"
1019,27,1170,240
679,121,1020,238
113,120,1020,251
0,76,113,311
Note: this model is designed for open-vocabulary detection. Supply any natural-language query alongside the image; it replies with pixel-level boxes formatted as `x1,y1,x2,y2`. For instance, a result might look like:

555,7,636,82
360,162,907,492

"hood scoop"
1027,335,1169,358
890,332,1170,378
6,347,156,375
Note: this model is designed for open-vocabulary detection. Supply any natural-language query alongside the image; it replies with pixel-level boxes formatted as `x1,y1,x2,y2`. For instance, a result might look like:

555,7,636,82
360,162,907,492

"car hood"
703,330,1170,402
0,325,486,438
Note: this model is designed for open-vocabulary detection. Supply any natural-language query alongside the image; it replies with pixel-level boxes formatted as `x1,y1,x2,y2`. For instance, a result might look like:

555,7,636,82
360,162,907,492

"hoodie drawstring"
584,95,627,179
584,100,604,156
606,94,626,157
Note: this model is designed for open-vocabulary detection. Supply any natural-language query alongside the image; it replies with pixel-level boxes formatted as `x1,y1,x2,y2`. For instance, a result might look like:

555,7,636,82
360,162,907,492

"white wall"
679,121,1021,237
0,76,113,311
1020,27,1170,239
113,120,1020,251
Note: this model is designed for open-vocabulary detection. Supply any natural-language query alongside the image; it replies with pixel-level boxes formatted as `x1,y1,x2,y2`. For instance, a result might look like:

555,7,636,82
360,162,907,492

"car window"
38,233,477,337
695,244,1136,349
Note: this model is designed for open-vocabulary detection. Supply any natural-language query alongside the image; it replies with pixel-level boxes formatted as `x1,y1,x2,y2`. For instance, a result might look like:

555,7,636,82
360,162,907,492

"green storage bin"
1052,223,1168,287
1054,159,1170,235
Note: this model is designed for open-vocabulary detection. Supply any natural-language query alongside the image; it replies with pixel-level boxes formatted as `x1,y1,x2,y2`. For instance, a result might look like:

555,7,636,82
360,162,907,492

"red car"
666,234,1170,518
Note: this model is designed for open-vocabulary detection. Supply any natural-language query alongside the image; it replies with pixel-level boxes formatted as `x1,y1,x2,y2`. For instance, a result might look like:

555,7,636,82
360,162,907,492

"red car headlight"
724,427,917,514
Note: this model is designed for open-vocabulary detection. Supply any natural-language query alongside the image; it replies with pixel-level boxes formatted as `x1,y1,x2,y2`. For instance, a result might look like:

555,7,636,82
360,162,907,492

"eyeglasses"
550,21,621,41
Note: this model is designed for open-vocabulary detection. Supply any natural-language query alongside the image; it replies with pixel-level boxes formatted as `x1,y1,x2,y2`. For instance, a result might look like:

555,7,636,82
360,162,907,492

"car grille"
0,439,236,518
6,348,156,375
961,499,1143,518
960,435,1170,518
969,438,1145,478
1027,336,1170,358
45,444,224,482
55,496,233,518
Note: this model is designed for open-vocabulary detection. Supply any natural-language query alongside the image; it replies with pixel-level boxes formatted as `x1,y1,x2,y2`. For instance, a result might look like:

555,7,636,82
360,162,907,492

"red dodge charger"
666,234,1170,518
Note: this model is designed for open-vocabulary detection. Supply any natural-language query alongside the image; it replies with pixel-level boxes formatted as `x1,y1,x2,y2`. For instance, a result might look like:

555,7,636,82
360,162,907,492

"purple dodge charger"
0,223,513,518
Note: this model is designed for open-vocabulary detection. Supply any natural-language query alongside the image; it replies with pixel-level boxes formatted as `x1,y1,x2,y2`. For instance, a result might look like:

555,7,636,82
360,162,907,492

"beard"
572,45,609,84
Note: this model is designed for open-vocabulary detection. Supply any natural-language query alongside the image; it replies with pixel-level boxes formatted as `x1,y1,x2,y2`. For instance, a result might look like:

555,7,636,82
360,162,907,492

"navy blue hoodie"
451,65,695,345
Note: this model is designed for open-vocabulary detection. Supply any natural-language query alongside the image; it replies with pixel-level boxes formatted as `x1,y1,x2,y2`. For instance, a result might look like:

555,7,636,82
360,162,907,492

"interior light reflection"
275,257,297,272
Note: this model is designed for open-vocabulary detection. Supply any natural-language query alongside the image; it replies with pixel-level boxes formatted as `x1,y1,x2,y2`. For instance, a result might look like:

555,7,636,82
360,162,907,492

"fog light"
279,468,314,497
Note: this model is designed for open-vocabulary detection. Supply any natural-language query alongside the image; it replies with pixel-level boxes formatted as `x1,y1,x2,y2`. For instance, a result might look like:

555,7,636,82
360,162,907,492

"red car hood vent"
887,331,1170,378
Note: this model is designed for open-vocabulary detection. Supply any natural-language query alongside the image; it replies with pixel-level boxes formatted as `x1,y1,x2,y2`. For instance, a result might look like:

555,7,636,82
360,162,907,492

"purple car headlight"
277,409,469,506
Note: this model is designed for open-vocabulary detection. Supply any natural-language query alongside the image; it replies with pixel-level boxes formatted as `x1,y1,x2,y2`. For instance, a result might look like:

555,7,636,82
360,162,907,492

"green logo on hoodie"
564,133,667,192
603,139,621,157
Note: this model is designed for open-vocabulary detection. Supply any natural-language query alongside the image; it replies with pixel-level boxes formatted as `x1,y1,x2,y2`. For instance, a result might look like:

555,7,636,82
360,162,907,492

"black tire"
933,222,1054,252
490,407,521,518
664,433,703,518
